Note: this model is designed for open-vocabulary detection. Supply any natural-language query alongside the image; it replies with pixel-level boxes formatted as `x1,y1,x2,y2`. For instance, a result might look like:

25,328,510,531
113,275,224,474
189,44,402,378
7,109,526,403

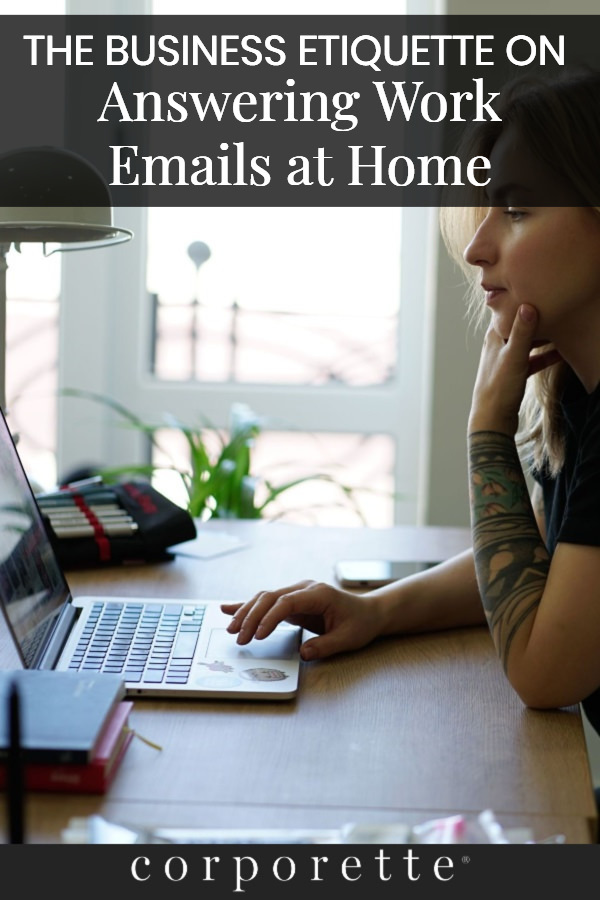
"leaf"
97,464,157,483
176,426,212,486
62,387,149,431
229,402,264,440
258,473,367,525
207,459,237,518
61,387,173,461
238,475,260,518
210,421,261,516
62,393,370,523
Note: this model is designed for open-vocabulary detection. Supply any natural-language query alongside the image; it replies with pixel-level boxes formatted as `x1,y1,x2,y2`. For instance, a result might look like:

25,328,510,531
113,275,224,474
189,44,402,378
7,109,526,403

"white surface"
174,529,248,560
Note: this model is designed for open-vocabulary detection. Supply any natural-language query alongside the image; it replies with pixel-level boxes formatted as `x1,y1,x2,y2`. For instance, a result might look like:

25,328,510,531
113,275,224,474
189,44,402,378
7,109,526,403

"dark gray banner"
0,844,598,897
0,15,599,205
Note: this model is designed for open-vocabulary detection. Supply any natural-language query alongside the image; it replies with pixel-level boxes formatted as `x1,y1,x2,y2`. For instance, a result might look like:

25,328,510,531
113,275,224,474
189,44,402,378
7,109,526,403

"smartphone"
334,559,437,589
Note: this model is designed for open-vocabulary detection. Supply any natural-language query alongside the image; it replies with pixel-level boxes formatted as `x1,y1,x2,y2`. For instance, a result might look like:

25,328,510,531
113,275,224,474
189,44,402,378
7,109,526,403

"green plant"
62,389,365,522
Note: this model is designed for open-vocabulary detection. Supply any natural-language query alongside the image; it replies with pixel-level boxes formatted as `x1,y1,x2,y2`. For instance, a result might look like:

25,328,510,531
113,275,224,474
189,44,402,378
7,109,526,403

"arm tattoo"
468,431,550,672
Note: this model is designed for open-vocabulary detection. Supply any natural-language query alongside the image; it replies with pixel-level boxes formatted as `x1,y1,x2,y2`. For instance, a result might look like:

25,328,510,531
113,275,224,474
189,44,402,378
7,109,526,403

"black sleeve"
555,403,600,547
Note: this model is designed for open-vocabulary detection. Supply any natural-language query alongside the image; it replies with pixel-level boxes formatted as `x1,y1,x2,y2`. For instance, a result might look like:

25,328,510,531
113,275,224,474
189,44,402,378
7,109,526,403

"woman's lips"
482,285,506,305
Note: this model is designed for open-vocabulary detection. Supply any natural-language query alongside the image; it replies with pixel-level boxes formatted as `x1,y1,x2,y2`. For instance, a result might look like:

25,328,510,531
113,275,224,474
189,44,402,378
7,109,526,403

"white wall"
425,241,481,526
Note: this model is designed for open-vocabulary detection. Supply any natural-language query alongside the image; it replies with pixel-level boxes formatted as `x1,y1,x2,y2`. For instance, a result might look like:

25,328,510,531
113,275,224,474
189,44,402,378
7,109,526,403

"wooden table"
0,521,597,843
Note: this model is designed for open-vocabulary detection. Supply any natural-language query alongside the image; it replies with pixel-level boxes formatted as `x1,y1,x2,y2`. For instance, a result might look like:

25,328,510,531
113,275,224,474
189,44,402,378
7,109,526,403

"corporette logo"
130,848,469,892
123,483,158,515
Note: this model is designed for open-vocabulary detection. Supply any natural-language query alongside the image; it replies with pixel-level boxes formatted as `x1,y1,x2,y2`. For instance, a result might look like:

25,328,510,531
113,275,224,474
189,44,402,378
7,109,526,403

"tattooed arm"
468,431,550,673
468,306,600,709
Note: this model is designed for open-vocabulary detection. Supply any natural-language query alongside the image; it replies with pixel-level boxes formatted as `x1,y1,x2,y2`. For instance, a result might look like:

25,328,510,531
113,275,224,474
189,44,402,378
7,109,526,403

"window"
59,202,436,525
5,246,61,489
144,207,403,524
148,208,400,389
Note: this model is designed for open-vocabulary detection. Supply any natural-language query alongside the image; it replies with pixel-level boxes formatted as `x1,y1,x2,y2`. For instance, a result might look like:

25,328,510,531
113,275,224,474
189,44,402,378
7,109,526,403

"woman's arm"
373,548,485,635
531,482,547,544
467,305,600,709
222,547,485,661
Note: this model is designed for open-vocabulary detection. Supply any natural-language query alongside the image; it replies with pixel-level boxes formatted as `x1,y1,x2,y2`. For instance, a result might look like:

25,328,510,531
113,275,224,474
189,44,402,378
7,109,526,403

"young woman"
221,70,600,737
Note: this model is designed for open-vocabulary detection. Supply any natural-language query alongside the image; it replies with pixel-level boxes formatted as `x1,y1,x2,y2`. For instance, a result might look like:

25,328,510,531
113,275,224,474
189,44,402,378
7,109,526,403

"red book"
0,701,134,794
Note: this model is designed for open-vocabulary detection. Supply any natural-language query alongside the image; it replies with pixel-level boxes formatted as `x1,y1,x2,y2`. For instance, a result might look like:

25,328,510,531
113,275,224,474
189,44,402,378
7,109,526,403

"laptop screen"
0,411,70,667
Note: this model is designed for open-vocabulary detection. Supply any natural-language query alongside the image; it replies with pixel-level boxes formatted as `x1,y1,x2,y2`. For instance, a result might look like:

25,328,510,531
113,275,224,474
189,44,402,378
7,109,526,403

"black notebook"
0,670,125,764
38,479,197,568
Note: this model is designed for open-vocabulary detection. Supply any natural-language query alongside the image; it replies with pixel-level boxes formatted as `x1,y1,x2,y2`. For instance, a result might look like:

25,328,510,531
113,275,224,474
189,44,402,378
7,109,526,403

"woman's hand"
468,304,562,436
221,580,385,661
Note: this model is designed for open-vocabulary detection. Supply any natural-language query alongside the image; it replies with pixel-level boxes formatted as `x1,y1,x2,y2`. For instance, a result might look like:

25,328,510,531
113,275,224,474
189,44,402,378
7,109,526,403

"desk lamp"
0,146,133,411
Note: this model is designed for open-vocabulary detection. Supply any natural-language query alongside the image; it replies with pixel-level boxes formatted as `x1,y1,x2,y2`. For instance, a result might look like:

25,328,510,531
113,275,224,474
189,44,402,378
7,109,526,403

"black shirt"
535,366,600,734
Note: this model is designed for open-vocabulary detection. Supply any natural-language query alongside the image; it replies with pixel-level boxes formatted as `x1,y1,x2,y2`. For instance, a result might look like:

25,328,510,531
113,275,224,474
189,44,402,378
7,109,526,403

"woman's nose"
463,216,497,268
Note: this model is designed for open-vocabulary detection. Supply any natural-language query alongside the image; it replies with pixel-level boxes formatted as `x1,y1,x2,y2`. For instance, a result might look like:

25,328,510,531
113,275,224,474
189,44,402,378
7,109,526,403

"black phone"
334,559,437,589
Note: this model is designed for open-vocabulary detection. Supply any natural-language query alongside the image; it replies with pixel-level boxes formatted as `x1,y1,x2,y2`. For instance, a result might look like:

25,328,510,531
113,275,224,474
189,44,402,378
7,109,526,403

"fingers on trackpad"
206,627,299,660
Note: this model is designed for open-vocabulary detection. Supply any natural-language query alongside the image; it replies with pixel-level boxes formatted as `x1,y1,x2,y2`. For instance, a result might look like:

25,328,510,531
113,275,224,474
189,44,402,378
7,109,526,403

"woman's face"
463,127,600,345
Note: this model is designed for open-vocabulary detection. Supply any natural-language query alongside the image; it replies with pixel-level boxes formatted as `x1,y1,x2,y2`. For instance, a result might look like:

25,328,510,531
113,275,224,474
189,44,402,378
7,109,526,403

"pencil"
7,680,25,844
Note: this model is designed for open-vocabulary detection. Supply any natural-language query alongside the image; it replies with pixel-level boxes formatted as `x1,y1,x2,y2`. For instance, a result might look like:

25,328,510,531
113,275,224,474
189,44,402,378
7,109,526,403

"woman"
221,70,600,736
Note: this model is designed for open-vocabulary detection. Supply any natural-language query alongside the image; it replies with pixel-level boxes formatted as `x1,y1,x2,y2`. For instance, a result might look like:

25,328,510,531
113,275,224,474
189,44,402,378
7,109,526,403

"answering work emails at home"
0,410,300,700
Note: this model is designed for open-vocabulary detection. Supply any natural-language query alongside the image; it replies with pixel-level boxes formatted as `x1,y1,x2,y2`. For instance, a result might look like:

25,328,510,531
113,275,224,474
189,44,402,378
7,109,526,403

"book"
0,670,125,764
0,701,134,794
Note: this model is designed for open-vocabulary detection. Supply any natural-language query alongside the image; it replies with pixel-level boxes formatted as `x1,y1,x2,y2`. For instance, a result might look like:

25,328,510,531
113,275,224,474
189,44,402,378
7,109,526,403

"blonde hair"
440,71,600,478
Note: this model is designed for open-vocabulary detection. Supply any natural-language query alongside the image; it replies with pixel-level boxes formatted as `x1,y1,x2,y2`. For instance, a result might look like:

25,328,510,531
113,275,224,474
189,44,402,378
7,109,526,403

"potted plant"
61,389,364,523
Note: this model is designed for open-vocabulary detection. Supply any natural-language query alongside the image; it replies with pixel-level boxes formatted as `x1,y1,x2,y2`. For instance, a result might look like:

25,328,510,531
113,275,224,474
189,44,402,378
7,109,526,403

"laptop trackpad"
206,627,298,660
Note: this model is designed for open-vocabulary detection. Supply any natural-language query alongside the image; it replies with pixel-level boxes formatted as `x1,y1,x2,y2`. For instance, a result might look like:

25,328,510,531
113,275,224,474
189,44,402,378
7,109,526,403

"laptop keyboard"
67,601,206,685
21,619,54,668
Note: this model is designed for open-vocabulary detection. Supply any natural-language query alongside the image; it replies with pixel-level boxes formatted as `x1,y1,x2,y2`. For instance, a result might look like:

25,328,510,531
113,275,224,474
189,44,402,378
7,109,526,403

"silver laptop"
0,410,301,699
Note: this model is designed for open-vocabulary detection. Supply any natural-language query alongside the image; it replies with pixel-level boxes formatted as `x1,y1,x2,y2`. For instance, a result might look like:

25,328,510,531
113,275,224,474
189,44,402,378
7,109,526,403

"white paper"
174,531,248,560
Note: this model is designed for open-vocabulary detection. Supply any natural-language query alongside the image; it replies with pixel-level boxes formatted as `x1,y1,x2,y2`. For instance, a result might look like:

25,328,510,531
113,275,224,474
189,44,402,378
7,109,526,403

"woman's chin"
491,319,511,342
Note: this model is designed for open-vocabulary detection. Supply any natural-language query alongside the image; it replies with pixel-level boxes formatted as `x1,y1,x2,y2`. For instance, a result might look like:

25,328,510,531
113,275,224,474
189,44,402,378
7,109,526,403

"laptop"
0,410,301,699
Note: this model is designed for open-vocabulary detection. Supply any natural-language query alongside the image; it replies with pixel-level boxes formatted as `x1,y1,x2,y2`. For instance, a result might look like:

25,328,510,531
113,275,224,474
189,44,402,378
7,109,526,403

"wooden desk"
0,522,597,843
